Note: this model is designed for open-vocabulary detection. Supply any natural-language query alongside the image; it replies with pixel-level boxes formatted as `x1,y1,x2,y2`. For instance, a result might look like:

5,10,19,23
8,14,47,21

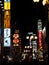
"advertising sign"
4,0,10,2
4,37,11,47
38,31,42,48
4,11,10,19
4,2,10,10
4,19,10,28
4,28,10,37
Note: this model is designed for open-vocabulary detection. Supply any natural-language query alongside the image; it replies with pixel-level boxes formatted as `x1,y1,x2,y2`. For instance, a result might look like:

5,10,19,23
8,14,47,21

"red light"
13,39,19,44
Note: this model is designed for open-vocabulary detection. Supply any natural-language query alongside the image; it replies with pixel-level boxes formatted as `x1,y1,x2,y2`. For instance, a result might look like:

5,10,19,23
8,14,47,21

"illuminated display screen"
4,28,11,47
4,37,11,47
4,28,10,37
4,11,10,19
4,19,10,28
4,0,10,2
4,2,10,10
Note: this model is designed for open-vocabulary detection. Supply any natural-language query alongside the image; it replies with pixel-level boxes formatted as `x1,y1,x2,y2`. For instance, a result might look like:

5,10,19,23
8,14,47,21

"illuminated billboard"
4,11,10,19
4,28,11,47
4,0,10,2
4,19,10,28
4,2,10,10
4,37,11,47
4,11,10,28
4,28,10,37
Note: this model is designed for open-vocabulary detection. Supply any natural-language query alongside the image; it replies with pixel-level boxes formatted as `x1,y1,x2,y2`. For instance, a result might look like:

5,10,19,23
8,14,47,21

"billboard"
4,11,10,28
4,2,10,10
4,37,11,47
4,28,11,47
4,11,10,19
4,0,10,2
4,19,10,28
4,28,10,37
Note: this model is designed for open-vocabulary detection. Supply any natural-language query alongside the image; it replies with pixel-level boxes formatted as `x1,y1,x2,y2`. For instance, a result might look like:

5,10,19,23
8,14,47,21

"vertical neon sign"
37,19,44,61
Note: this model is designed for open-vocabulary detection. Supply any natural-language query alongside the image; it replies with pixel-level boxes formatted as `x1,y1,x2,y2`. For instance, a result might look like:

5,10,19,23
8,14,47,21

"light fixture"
35,36,38,39
26,36,29,39
0,1,2,3
30,35,34,40
33,0,39,2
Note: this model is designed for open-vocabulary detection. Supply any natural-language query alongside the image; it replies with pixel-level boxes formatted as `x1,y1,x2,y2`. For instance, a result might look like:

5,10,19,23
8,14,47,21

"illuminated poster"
4,28,10,37
4,28,11,47
4,11,10,28
4,19,10,28
4,11,10,19
4,2,10,10
4,37,11,47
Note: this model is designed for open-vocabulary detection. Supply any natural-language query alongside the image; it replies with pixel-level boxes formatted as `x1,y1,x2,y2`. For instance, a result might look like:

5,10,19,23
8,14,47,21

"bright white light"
27,46,30,48
35,36,37,39
0,1,2,3
42,0,46,6
43,27,46,32
25,46,27,48
4,0,10,1
30,46,32,48
26,36,29,39
30,35,34,39
33,0,39,2
1,6,4,8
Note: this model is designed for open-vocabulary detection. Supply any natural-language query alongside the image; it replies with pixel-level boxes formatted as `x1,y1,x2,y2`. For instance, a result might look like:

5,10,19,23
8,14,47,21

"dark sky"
11,0,48,46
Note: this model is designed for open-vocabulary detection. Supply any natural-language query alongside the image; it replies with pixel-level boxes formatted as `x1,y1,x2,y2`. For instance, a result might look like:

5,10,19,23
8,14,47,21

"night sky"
11,0,48,47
